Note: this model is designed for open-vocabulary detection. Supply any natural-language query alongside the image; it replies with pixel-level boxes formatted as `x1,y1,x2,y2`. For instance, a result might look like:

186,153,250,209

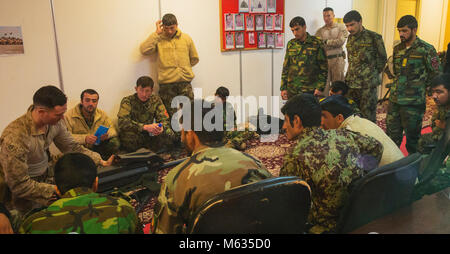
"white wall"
0,0,60,132
0,0,355,133
52,0,160,117
418,0,448,51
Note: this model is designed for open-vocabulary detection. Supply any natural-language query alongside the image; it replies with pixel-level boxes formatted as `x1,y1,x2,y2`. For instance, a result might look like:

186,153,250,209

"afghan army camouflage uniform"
386,37,441,154
412,155,450,201
19,187,140,234
280,127,383,234
281,33,328,99
214,101,259,150
417,104,450,154
117,93,175,153
345,28,387,123
150,146,272,234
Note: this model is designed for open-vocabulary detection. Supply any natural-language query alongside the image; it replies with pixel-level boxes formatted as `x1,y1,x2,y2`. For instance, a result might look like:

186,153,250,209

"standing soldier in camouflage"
150,100,272,234
65,89,120,160
20,153,140,234
279,94,383,234
281,16,328,100
118,76,175,153
0,86,113,225
418,74,450,154
140,13,199,119
344,10,387,123
315,7,349,96
386,15,441,154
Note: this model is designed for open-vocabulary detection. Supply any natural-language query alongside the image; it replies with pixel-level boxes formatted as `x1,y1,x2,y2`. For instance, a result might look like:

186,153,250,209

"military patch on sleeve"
431,56,439,70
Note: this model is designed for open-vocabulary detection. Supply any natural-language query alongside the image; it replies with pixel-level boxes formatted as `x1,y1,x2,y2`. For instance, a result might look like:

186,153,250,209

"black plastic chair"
187,176,311,234
335,153,422,233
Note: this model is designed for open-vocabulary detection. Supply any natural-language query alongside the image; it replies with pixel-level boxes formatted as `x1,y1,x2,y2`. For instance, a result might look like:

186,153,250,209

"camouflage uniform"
117,93,175,153
159,82,194,119
151,146,272,234
412,156,450,201
280,127,383,234
0,106,102,215
386,37,441,154
281,33,328,98
417,104,450,154
214,101,259,150
19,187,140,234
345,28,387,122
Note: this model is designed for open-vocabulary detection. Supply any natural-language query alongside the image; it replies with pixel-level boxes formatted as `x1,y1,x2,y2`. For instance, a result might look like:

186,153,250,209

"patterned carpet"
131,97,437,227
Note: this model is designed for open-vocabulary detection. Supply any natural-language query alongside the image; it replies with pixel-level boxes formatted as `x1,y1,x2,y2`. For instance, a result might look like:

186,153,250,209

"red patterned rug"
132,97,437,228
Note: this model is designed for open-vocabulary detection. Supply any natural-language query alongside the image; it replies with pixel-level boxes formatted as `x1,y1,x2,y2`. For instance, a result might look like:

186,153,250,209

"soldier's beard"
400,35,412,43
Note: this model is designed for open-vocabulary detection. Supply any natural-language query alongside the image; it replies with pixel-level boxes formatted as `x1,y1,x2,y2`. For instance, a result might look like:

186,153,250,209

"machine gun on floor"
97,149,186,194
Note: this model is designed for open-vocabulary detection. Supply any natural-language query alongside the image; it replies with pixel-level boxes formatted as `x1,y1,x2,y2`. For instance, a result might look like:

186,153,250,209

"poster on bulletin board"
220,0,285,52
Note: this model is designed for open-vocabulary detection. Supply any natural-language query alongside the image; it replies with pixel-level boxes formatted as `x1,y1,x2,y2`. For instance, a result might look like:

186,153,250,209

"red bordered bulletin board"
220,0,285,52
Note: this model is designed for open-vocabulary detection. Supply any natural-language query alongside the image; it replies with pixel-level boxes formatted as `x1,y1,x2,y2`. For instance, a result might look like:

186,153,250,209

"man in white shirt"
320,95,404,166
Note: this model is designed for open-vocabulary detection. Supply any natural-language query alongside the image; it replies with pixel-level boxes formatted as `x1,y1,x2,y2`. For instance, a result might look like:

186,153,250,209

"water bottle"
149,123,163,136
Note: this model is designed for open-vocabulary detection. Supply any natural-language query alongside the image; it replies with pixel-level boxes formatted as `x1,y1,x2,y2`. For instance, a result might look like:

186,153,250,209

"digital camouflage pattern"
347,86,378,122
417,104,450,154
151,146,272,234
387,37,441,154
345,28,387,89
159,82,194,119
412,156,450,201
389,37,441,105
117,93,175,153
345,28,387,122
280,127,383,234
281,33,328,98
19,187,140,234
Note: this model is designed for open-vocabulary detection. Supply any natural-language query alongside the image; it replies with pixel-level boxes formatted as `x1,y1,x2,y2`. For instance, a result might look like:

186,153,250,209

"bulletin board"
220,0,285,52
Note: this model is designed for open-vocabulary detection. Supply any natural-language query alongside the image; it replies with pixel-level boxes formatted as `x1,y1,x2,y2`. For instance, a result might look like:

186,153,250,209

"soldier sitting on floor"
117,76,176,153
212,86,259,150
65,89,120,160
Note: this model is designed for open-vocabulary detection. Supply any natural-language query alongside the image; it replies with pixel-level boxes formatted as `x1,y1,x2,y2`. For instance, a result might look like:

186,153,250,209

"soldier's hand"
47,190,59,206
0,213,13,234
100,133,109,142
281,90,288,100
156,20,163,35
101,155,115,167
153,123,163,136
85,135,98,145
